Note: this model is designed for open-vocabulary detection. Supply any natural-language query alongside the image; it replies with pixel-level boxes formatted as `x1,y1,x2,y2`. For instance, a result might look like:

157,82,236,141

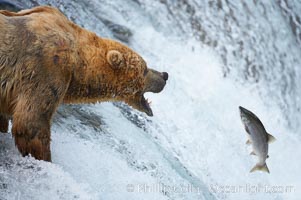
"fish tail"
250,163,270,173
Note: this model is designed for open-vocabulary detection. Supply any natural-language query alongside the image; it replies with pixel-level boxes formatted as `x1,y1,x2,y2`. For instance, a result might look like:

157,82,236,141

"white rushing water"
1,0,301,199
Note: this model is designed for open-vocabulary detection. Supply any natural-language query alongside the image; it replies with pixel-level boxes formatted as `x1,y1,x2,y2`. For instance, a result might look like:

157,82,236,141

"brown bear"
0,6,168,161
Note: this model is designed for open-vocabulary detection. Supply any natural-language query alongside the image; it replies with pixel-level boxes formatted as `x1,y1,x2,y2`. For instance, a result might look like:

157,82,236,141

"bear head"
73,38,169,117
105,47,168,116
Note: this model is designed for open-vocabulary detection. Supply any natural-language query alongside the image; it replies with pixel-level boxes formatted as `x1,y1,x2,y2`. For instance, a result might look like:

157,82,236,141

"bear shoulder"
0,6,63,17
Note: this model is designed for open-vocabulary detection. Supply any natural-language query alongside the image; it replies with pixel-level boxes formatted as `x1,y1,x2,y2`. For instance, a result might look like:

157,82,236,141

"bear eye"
143,68,148,76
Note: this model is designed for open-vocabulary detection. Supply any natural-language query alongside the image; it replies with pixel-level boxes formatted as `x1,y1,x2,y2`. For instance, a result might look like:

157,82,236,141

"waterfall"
0,0,300,199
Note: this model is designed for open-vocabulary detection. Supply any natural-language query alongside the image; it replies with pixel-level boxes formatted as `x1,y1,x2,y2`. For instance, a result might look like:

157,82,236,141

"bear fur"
0,6,168,161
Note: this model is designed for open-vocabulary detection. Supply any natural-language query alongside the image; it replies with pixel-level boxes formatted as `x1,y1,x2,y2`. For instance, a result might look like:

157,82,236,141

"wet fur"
0,6,162,161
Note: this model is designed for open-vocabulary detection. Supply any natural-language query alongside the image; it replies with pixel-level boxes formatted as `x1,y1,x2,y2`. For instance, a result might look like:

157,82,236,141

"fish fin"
267,155,269,159
267,133,276,143
250,163,270,173
246,139,252,145
250,151,256,156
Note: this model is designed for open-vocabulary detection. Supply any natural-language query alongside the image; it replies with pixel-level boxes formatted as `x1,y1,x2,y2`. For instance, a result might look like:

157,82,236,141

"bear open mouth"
141,95,153,116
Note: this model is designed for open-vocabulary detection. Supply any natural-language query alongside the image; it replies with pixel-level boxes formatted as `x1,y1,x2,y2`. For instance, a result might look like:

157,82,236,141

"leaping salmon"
239,106,276,173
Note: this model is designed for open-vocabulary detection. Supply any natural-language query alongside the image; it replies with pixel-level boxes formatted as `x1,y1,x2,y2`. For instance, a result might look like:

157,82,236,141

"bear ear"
106,50,125,70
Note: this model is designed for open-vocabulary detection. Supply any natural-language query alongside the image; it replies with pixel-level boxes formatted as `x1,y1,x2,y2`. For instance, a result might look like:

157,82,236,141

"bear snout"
144,69,168,94
162,72,169,81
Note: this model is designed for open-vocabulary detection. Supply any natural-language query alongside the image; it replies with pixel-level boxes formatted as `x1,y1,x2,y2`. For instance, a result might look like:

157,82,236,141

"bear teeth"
146,98,152,105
